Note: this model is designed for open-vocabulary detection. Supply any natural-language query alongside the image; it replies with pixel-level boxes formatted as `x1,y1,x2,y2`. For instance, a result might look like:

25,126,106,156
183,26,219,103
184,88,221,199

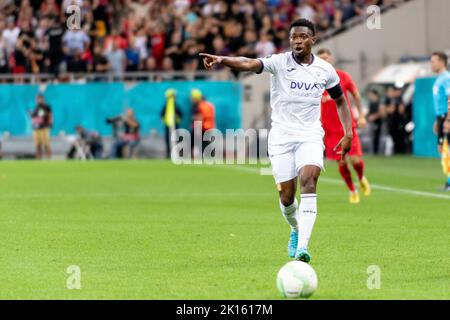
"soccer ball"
276,261,318,299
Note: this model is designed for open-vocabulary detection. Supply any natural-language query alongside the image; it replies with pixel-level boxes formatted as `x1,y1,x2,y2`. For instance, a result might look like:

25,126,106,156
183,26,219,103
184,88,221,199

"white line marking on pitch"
0,191,274,199
222,165,450,200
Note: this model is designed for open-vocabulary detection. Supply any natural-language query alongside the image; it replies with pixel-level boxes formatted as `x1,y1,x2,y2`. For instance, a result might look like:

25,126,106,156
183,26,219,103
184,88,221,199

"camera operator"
107,108,140,159
67,125,104,159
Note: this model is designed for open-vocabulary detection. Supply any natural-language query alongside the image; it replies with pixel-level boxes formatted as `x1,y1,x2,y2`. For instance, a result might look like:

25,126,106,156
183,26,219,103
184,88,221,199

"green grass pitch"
0,157,449,299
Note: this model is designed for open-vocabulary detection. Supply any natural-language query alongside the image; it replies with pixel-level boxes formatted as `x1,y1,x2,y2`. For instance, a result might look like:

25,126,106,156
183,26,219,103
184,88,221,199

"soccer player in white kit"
200,19,353,263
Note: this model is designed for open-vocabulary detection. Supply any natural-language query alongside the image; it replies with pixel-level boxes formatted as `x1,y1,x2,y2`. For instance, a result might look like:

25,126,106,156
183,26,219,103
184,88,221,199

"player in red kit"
317,48,371,204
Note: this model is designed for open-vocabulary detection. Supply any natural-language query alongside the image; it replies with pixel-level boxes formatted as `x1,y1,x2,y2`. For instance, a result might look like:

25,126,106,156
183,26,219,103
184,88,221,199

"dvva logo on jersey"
290,81,324,91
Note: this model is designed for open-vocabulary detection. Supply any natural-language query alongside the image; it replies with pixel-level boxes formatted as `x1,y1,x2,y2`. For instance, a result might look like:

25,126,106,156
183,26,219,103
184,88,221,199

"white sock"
279,198,298,231
297,194,317,249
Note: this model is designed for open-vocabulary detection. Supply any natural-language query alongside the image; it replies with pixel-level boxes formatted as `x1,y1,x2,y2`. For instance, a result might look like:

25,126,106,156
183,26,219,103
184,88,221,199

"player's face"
289,27,316,57
431,55,444,73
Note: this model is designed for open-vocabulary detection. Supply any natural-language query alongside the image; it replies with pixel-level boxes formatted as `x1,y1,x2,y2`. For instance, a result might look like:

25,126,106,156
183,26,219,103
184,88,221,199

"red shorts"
324,129,363,161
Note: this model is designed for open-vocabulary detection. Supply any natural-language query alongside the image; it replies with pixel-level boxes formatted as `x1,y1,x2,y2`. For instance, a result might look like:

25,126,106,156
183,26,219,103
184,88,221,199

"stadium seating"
0,0,410,80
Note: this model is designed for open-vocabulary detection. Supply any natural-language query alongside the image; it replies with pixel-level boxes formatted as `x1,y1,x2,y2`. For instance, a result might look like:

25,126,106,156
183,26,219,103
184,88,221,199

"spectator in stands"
127,0,152,21
367,89,384,155
133,26,148,69
106,40,126,77
125,38,140,72
238,29,257,58
12,38,28,75
104,27,128,53
2,16,20,55
164,30,184,71
146,56,158,71
149,22,166,68
40,0,61,17
17,20,34,52
296,0,316,22
183,44,200,72
0,33,9,75
45,16,65,76
338,0,357,23
30,94,53,160
0,0,410,79
68,48,88,73
255,31,276,58
63,27,90,59
90,43,110,74
29,39,45,74
315,2,332,34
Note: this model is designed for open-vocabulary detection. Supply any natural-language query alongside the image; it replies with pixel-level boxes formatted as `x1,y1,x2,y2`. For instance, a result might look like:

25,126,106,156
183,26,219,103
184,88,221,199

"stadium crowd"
0,0,409,77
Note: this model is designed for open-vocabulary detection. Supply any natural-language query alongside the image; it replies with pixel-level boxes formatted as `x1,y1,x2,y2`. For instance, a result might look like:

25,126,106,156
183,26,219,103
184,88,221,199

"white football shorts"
268,128,325,184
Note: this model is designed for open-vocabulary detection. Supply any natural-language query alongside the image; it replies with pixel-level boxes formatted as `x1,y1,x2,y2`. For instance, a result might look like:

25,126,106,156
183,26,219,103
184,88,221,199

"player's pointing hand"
333,135,353,160
199,53,222,70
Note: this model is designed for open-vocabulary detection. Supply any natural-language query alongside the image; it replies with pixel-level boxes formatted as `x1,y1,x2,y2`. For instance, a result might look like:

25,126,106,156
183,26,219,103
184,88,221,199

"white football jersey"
257,52,340,139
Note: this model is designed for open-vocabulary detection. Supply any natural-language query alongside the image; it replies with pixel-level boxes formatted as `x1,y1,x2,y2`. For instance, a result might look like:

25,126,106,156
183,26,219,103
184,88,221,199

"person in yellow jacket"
442,98,450,186
161,89,183,159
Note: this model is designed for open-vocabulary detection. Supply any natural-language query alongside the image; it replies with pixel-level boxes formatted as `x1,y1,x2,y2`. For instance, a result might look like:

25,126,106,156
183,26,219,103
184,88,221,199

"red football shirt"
321,69,357,134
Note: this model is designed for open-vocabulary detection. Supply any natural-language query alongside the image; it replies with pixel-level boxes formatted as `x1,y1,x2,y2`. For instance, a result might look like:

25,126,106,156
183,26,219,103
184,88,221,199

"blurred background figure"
67,125,104,160
430,52,450,190
122,108,140,158
384,85,408,155
191,89,215,157
45,15,64,77
30,94,53,159
106,41,126,78
367,89,385,155
161,89,183,159
317,48,370,204
108,108,140,159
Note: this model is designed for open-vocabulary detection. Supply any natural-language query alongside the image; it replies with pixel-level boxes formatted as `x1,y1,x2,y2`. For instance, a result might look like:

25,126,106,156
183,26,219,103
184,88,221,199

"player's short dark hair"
289,19,316,36
432,52,448,66
316,48,332,56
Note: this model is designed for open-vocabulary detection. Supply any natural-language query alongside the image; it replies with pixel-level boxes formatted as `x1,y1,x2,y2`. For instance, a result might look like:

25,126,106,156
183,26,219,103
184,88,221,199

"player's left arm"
344,72,366,129
328,85,353,158
348,88,367,129
326,67,353,158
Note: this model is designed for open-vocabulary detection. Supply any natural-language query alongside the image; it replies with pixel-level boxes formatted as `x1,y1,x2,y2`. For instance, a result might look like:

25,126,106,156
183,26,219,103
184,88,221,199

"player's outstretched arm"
199,53,262,73
350,89,367,129
333,94,354,159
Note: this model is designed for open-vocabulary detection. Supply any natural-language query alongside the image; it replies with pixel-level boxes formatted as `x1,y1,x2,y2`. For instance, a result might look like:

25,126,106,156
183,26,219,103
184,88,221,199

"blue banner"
0,81,242,136
413,77,440,158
